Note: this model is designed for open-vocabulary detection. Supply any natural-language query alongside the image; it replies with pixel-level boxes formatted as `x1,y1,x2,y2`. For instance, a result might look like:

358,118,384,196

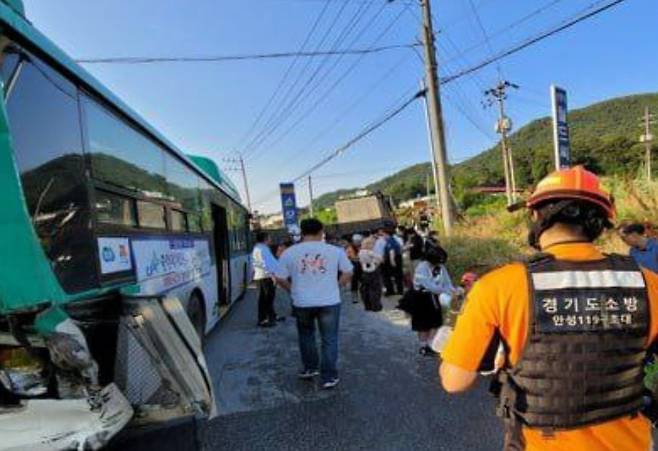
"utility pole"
420,0,454,236
420,79,442,212
223,154,253,212
485,80,518,205
640,107,656,182
238,155,252,212
308,175,315,217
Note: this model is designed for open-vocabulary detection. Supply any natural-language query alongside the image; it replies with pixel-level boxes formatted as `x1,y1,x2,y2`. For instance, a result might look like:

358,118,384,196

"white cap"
352,234,364,244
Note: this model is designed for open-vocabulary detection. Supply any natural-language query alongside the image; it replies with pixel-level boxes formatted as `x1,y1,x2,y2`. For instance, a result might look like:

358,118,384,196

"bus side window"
170,209,187,232
137,201,166,229
4,48,97,293
95,190,137,227
83,96,167,199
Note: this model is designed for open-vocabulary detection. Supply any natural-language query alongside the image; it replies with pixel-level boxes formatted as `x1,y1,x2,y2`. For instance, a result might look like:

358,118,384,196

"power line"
249,3,407,163
239,0,360,157
279,52,412,168
466,0,502,80
435,39,496,140
436,0,495,34
243,0,383,159
444,0,566,66
76,44,419,64
233,0,331,151
442,0,628,85
443,91,495,140
243,0,396,161
292,89,424,182
311,165,410,179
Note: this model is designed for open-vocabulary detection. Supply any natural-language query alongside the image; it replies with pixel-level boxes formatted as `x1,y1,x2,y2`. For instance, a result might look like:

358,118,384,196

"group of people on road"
251,219,459,389
253,165,658,451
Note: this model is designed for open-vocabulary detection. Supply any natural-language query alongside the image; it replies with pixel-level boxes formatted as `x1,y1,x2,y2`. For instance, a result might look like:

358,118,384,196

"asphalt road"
202,287,502,451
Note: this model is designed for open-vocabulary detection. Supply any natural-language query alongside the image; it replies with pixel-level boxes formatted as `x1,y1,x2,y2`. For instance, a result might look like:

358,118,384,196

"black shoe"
275,316,286,322
258,320,275,328
298,369,320,380
419,346,437,356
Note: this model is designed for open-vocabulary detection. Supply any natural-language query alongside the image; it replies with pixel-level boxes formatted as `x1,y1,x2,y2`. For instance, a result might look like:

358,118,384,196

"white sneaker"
322,378,340,389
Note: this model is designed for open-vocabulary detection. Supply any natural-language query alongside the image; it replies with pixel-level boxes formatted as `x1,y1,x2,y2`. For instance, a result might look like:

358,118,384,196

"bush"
463,194,508,217
441,235,524,283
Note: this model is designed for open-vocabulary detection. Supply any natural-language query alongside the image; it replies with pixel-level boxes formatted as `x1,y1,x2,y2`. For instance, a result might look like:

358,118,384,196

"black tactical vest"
496,254,650,432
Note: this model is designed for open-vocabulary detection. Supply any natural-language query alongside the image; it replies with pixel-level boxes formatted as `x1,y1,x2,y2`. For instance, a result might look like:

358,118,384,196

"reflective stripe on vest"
497,254,650,431
532,270,645,290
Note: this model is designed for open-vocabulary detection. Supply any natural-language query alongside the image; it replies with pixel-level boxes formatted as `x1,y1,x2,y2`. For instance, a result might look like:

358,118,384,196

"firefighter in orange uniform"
440,166,658,451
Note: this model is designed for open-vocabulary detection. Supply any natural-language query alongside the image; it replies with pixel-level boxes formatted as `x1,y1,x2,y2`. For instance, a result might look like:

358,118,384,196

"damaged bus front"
0,1,220,449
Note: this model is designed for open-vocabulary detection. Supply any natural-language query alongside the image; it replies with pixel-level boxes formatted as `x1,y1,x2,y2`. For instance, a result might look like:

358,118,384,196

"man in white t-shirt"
276,218,353,389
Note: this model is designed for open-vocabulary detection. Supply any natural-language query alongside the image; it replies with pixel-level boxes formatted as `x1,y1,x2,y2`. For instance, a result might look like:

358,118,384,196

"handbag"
396,289,418,314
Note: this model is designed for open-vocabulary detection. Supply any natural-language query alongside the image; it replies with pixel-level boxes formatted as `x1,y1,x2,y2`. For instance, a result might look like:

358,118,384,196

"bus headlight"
0,347,48,397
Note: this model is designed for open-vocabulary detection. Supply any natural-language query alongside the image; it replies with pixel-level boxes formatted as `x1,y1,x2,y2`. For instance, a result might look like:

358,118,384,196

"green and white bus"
0,1,251,448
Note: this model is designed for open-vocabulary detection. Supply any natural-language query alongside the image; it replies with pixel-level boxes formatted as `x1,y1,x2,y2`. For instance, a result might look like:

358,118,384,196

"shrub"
441,234,524,283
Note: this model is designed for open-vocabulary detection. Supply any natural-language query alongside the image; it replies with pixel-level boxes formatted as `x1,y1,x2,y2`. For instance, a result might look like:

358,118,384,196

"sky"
22,0,658,213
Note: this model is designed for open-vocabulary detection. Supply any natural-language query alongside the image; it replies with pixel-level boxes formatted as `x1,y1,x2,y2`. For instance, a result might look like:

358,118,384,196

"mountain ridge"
314,92,658,210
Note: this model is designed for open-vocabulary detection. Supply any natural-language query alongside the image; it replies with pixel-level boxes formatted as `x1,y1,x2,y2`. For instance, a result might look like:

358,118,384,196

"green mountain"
315,92,658,210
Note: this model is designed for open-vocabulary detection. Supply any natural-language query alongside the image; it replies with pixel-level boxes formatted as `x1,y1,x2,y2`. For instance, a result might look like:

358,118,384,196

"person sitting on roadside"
619,222,658,273
275,218,353,389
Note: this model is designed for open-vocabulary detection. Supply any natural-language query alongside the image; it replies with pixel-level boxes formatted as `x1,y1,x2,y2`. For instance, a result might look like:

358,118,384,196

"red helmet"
527,166,614,219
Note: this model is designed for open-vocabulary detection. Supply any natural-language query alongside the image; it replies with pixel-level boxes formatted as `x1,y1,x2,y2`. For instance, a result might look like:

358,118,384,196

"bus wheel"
187,291,206,345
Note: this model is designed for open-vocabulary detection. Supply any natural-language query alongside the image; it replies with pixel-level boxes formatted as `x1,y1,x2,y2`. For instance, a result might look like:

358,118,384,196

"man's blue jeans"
294,303,340,382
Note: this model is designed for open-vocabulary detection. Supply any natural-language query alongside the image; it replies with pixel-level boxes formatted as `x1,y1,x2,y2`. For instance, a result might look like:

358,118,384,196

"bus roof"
0,1,243,204
187,154,240,195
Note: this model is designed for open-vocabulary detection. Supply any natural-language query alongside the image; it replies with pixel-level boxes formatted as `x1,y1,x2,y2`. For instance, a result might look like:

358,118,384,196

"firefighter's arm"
440,362,478,393
439,271,501,392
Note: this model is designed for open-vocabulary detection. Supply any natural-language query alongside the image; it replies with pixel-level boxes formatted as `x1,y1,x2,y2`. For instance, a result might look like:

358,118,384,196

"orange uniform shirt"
442,243,658,451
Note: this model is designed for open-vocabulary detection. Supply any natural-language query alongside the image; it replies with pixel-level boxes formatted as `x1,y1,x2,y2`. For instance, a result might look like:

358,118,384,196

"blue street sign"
279,183,298,234
551,85,571,170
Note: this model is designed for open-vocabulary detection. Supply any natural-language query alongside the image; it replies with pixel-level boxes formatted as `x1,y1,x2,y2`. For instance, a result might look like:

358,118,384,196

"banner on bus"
280,183,299,235
132,238,211,294
551,85,571,170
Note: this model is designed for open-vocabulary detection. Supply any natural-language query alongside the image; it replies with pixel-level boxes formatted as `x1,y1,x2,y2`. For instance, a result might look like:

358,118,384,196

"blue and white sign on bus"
98,237,132,274
551,85,571,170
280,182,299,235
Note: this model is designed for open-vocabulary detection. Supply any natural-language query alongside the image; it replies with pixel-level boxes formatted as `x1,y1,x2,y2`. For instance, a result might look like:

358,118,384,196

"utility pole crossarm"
223,155,253,212
485,80,518,205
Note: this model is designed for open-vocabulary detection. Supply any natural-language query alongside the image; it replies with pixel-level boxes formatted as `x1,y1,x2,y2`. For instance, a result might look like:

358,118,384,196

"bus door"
211,204,230,306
